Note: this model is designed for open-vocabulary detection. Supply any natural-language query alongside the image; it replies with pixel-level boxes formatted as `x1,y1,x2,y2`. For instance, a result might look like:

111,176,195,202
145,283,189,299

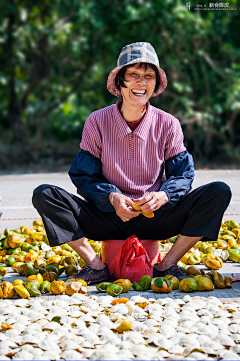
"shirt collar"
113,98,152,141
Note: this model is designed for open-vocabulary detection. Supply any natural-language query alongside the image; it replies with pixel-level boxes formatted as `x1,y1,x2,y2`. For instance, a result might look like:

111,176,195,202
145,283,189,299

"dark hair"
115,62,160,94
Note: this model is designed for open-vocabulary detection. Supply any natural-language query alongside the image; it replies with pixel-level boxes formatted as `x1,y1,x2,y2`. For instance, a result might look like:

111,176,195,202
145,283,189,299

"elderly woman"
32,42,231,284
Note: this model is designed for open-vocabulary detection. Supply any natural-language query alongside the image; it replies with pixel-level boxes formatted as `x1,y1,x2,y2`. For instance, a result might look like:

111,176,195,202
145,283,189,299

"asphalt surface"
0,170,240,302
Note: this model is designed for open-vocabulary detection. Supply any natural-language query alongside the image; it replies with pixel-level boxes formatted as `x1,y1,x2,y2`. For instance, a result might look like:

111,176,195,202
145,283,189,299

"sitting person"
32,42,231,283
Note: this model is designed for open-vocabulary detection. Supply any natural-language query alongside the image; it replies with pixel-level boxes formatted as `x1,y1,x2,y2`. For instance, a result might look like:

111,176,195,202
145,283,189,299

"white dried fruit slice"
38,338,61,353
60,350,83,360
59,340,83,351
11,350,33,360
220,351,240,360
18,335,39,345
41,351,60,360
0,347,11,356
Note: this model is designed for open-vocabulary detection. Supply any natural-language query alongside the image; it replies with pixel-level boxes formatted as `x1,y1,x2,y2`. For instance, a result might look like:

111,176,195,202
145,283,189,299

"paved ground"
0,170,240,302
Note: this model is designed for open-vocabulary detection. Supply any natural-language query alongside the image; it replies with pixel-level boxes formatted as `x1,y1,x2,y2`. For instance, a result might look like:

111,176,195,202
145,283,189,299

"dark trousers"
32,182,231,247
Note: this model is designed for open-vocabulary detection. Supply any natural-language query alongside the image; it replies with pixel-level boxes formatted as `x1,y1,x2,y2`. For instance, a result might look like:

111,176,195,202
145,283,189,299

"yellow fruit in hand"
132,202,154,218
142,211,154,218
132,202,141,211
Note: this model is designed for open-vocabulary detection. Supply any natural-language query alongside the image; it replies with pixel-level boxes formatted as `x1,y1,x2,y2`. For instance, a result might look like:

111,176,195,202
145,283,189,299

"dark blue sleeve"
68,150,122,212
160,151,195,211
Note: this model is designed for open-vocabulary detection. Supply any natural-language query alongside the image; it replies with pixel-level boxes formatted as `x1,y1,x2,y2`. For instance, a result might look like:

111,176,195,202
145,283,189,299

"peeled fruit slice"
203,254,223,270
216,240,229,250
227,238,237,247
211,270,226,288
142,211,154,218
187,254,201,265
179,278,198,292
231,228,240,237
65,281,87,296
132,202,141,211
135,301,149,309
112,298,129,305
66,278,87,288
115,319,131,332
224,276,232,288
8,233,23,249
1,323,14,331
50,280,66,294
164,275,179,290
34,259,47,268
180,253,190,265
0,281,16,298
151,277,173,293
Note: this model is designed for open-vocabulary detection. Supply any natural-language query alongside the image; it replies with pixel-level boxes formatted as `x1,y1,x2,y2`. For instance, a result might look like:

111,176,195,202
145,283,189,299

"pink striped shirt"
80,99,186,199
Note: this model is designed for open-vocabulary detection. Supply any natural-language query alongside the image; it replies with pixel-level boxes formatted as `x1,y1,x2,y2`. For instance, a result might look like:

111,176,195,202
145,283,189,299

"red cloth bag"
108,235,161,283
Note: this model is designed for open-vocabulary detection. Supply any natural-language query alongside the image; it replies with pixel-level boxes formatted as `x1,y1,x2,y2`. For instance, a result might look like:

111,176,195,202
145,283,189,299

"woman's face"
120,62,156,107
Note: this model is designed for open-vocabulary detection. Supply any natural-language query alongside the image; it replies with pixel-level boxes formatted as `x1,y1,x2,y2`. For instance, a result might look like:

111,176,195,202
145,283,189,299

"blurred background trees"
0,0,239,171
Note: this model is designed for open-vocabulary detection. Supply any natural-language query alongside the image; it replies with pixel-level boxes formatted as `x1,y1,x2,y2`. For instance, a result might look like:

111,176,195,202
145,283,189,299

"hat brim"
107,61,167,97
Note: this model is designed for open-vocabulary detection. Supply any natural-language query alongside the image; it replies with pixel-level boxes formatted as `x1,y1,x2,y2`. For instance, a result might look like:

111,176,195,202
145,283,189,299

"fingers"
117,202,141,222
133,196,151,208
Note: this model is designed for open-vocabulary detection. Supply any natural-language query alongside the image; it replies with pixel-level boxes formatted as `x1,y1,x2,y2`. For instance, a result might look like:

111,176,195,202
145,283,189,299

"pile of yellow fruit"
161,220,240,270
0,220,100,298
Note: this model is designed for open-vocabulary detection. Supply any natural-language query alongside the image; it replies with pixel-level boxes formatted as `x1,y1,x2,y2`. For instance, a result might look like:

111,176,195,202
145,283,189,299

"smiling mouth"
131,89,147,96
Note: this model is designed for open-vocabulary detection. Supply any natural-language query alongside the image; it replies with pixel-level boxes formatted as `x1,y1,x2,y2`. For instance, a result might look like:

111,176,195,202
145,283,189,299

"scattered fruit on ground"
139,275,152,291
113,279,133,293
151,277,173,293
195,276,214,291
164,275,179,289
203,254,223,269
179,278,198,292
106,284,123,296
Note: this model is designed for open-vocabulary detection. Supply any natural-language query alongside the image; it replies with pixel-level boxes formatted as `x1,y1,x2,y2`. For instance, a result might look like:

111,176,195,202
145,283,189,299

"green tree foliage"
0,0,239,169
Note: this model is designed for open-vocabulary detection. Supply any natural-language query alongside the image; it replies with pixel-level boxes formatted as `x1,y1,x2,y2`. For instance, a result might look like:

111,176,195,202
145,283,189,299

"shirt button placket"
129,133,134,160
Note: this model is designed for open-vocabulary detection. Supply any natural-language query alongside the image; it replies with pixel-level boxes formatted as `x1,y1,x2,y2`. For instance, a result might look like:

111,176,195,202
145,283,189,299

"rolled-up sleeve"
68,150,122,212
160,151,195,211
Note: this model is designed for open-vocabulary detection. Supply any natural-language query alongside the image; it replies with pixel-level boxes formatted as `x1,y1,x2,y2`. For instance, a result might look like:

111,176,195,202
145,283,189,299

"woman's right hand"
110,193,141,222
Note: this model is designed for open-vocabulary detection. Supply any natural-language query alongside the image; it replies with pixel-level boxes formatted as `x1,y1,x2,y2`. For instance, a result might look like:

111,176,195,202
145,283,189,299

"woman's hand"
110,193,141,222
133,191,168,214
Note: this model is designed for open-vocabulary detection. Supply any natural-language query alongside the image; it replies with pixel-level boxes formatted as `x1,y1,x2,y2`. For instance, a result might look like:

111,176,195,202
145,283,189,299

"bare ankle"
85,256,105,270
156,261,175,272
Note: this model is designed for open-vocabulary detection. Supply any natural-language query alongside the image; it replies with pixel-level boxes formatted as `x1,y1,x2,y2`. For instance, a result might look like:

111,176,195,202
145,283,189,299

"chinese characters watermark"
186,2,237,10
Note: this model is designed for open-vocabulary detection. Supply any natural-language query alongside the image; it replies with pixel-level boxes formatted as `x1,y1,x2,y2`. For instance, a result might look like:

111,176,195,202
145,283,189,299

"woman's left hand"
132,191,168,214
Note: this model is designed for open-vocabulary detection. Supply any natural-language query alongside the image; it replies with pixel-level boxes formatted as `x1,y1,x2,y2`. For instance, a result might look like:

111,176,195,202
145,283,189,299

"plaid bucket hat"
107,42,167,98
